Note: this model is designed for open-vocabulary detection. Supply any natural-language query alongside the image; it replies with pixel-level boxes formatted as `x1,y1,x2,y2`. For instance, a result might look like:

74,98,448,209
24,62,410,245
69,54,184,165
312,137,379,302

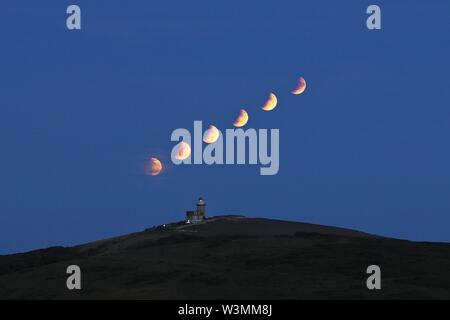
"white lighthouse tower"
186,197,206,224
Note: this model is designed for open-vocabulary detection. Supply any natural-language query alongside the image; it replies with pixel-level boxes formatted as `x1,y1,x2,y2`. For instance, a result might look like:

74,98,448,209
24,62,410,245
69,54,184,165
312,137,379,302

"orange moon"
175,141,191,160
203,125,220,144
150,157,163,176
233,109,249,127
291,77,307,95
261,93,278,111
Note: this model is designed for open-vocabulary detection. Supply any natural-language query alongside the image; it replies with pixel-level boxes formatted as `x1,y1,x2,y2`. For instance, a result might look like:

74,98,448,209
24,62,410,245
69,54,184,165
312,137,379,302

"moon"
175,141,191,160
233,109,249,127
203,125,220,144
291,77,307,95
261,93,278,111
150,157,163,176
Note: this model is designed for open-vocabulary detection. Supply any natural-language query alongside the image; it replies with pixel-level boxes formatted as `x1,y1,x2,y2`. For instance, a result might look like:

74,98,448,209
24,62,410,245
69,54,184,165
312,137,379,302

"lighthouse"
197,197,205,217
186,197,206,224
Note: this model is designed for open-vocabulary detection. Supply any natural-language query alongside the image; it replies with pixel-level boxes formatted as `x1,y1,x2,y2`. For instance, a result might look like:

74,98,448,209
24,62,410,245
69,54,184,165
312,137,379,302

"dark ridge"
0,216,449,299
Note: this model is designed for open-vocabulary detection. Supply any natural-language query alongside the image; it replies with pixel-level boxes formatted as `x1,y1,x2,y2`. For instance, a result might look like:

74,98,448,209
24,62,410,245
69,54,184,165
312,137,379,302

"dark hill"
0,216,449,299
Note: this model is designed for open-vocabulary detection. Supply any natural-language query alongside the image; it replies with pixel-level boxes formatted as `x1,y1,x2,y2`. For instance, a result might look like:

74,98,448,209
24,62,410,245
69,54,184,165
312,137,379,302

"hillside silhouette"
0,216,449,299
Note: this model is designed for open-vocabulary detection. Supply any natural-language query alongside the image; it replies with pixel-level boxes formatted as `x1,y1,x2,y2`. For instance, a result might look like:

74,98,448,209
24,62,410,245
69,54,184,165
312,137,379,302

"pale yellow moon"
261,93,278,111
203,125,220,144
291,77,307,95
233,109,249,127
175,141,191,160
150,157,163,176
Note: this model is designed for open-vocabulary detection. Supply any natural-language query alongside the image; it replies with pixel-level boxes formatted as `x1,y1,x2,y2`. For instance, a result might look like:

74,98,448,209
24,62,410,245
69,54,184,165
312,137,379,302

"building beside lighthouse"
186,197,206,224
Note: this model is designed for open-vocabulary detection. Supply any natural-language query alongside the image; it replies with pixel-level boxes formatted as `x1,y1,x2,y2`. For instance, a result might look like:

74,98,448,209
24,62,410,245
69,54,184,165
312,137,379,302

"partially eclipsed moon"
203,125,220,144
150,157,163,176
291,77,307,95
175,141,191,160
261,93,278,111
233,109,249,127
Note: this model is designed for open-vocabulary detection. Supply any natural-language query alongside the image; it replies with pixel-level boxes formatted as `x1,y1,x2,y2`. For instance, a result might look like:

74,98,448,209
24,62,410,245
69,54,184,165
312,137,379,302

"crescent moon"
261,93,278,111
233,109,249,127
150,157,163,176
203,125,220,144
175,141,191,160
291,77,307,95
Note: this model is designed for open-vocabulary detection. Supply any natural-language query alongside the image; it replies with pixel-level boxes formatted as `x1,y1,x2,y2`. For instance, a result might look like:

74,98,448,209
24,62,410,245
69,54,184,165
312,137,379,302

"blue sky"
1,1,450,254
